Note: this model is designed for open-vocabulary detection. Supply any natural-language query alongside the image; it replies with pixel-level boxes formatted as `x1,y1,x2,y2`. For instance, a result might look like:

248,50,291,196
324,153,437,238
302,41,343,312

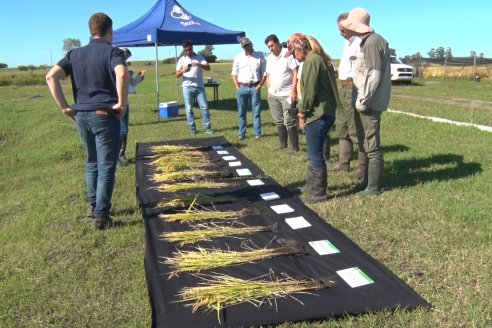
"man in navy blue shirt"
46,12,128,229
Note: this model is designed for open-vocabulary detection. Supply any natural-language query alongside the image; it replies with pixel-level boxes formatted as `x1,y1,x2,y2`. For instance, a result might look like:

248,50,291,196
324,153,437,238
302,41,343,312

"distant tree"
389,48,396,56
427,48,436,61
435,47,446,64
445,47,453,61
63,38,81,54
27,65,37,70
0,63,8,69
18,65,29,71
470,50,477,58
198,45,217,63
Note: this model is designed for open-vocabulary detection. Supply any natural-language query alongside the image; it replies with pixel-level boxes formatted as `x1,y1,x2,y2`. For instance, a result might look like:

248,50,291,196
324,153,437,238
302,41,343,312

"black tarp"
135,136,431,328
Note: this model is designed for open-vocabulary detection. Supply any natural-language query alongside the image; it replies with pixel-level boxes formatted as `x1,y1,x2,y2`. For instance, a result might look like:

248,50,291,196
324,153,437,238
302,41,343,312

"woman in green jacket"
291,34,340,203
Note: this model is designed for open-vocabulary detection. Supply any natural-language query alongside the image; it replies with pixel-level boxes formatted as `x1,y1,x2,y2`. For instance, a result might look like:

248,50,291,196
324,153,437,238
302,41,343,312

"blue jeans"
236,86,261,137
120,104,130,137
182,86,211,131
75,111,120,217
305,115,335,170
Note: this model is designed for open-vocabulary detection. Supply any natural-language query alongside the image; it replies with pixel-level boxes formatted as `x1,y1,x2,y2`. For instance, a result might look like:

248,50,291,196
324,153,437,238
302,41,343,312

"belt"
239,82,259,87
341,80,353,87
95,108,117,115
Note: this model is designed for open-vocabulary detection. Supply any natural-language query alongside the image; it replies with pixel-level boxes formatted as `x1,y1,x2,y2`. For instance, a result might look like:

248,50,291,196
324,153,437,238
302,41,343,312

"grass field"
1,62,491,327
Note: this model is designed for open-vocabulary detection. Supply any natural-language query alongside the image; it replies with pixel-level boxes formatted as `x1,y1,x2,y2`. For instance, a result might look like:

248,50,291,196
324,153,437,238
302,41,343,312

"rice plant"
149,153,212,172
159,208,258,223
155,180,233,193
151,169,218,183
150,144,201,155
157,194,232,209
163,241,306,277
161,223,279,246
177,271,334,323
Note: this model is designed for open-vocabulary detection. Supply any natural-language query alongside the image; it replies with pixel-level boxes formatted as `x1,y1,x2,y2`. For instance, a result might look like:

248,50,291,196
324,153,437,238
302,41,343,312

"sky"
1,0,490,68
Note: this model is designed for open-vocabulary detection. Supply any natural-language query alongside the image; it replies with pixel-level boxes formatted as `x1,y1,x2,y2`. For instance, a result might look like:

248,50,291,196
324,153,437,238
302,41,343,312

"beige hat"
340,8,374,33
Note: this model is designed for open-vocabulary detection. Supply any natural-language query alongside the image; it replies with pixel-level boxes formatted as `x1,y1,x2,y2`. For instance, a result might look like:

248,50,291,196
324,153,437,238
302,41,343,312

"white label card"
236,168,252,176
309,240,340,255
260,192,280,201
216,150,229,155
337,267,374,288
228,161,241,167
270,204,295,214
212,145,224,150
247,179,264,186
285,216,311,229
222,155,237,161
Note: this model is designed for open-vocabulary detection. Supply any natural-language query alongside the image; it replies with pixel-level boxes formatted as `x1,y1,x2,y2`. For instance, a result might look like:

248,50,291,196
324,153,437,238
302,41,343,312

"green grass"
1,63,491,327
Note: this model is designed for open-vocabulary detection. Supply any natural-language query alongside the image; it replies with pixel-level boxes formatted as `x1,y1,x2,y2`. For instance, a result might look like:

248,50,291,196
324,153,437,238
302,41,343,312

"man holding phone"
176,40,213,135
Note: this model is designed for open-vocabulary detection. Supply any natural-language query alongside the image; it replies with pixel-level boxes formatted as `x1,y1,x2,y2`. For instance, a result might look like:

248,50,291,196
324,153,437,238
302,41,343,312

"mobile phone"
187,64,192,68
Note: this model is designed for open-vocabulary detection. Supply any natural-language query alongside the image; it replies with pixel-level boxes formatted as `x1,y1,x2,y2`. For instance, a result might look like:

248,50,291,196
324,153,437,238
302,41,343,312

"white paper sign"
222,155,237,161
260,192,280,201
236,168,252,176
285,216,311,229
216,150,229,155
247,179,264,186
270,204,295,214
212,145,224,150
228,161,241,167
337,267,374,288
309,240,340,255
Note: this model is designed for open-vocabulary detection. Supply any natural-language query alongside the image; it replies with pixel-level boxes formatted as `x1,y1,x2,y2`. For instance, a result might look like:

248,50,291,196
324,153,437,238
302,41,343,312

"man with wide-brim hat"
339,7,391,196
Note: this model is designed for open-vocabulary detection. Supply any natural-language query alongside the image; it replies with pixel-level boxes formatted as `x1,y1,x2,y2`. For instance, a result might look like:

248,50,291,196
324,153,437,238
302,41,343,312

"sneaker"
205,129,214,134
238,135,245,140
92,215,113,230
255,135,261,140
190,129,197,135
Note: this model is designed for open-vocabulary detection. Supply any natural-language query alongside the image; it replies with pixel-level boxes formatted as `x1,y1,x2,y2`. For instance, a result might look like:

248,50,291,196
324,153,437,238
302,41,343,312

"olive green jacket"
299,52,341,124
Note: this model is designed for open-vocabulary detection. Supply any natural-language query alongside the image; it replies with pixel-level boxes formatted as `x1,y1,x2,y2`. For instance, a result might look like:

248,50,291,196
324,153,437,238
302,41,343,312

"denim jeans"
182,86,211,131
75,111,120,217
120,104,130,137
305,115,335,170
236,86,262,137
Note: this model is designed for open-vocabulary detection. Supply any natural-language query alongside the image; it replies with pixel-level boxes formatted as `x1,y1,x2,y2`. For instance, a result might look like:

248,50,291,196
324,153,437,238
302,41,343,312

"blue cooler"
159,101,179,118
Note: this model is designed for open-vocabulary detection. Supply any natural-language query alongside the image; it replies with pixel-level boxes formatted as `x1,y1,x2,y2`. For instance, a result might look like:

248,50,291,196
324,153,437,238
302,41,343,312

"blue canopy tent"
112,0,245,117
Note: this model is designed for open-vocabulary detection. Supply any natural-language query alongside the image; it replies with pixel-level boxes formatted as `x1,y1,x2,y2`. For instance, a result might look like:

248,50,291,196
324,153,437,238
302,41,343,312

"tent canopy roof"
113,0,245,47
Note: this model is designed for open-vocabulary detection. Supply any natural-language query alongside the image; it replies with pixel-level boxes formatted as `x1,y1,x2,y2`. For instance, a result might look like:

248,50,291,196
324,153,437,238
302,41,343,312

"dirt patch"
392,94,492,111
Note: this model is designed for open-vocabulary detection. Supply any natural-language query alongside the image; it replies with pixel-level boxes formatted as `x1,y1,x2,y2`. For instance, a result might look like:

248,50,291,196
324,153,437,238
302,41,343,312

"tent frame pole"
155,43,160,121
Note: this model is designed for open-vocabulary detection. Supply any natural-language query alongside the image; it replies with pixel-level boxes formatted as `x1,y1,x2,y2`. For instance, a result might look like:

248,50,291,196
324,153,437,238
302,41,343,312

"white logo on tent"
171,5,191,20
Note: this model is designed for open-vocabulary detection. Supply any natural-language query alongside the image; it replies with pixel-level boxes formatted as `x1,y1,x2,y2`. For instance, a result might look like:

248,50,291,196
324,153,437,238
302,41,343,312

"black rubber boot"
118,135,128,166
299,165,314,194
275,125,288,150
357,157,383,196
305,167,328,204
287,127,300,153
331,138,353,172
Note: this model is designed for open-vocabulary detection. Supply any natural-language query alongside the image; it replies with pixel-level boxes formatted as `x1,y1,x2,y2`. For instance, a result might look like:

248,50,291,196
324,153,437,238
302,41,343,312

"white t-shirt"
266,47,298,97
338,36,361,81
176,54,208,87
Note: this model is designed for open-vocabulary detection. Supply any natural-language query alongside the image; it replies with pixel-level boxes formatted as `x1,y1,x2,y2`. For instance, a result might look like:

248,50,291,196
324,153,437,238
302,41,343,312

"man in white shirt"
231,37,266,140
332,12,366,179
264,34,299,152
176,40,213,135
